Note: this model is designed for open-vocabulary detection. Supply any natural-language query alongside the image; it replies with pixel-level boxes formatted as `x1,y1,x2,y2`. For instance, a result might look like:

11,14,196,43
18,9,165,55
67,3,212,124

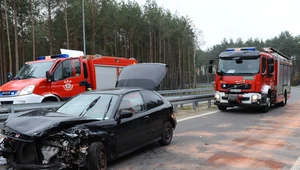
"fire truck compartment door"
95,66,118,89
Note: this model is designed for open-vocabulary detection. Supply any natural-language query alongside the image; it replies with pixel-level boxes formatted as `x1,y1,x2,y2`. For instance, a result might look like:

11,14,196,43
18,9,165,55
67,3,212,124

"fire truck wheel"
279,92,287,106
218,106,227,111
262,97,270,113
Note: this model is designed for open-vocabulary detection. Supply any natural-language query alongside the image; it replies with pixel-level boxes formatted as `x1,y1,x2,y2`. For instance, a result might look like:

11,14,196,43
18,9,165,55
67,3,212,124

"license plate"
230,89,241,92
228,94,238,101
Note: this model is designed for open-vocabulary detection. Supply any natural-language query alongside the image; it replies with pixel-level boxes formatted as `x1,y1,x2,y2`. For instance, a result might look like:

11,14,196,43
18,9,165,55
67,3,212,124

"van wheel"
159,121,173,146
218,106,227,111
88,142,107,170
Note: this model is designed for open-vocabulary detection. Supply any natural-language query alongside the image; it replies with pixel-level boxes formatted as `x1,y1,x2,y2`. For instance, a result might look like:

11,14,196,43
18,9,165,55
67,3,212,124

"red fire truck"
0,52,137,105
208,47,292,112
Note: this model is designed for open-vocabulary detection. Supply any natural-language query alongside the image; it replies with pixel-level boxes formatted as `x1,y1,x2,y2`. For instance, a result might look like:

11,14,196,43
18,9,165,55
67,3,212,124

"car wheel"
88,142,107,170
218,106,227,111
159,121,173,146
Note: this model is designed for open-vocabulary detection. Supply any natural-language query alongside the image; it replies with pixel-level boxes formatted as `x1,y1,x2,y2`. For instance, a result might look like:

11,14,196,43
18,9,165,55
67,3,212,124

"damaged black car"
0,63,177,170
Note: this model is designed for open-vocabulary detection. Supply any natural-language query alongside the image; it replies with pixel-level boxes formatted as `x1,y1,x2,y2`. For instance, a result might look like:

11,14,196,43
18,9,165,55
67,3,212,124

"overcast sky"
127,0,300,50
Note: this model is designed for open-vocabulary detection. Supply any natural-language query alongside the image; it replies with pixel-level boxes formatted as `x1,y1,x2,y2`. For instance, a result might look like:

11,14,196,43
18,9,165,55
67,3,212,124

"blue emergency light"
38,56,46,60
52,54,69,58
226,48,235,52
226,47,256,52
0,91,17,96
37,54,69,60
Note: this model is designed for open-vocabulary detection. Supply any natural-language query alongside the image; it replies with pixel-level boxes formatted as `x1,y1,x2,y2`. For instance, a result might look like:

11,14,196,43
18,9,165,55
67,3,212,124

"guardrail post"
174,104,178,113
10,106,15,114
180,104,183,108
193,102,196,110
208,99,211,108
195,101,198,107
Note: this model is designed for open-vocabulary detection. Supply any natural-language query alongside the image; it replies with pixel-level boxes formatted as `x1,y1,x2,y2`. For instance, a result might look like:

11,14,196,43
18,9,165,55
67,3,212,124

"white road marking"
177,110,219,122
291,156,300,170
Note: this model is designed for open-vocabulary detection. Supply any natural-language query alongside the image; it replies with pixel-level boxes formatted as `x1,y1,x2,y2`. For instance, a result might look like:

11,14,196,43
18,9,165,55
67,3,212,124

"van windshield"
14,61,54,79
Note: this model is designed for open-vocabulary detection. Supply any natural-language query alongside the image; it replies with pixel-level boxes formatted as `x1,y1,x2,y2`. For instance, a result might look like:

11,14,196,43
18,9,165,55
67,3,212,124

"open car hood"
116,63,168,90
3,109,100,138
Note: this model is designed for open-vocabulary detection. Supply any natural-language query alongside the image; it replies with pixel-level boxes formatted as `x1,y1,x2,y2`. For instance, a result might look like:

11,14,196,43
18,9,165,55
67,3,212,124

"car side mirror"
46,71,52,82
116,110,133,124
208,65,213,74
119,110,133,119
7,72,12,81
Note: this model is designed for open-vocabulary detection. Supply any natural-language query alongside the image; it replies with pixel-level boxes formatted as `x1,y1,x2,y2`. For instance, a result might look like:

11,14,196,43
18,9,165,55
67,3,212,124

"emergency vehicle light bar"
226,47,256,52
38,54,70,60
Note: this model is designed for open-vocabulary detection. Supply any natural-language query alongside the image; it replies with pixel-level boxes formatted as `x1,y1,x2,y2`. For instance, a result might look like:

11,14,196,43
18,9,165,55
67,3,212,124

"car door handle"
144,116,149,121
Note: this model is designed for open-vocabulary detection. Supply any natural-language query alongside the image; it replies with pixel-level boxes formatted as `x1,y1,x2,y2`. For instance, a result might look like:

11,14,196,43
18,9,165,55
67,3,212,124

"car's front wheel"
88,142,107,170
159,121,173,146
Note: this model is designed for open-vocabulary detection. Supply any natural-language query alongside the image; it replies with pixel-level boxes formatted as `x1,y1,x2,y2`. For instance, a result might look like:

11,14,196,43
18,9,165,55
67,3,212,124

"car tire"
218,106,227,111
159,121,173,146
88,142,107,170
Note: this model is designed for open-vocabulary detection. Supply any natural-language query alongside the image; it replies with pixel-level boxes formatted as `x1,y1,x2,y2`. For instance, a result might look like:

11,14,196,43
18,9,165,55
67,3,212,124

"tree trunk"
30,0,35,60
14,0,19,73
178,37,182,89
21,23,25,64
153,30,156,62
48,2,53,55
193,40,197,88
124,33,127,58
63,0,69,49
4,0,12,74
149,30,153,62
0,8,7,83
73,30,78,49
188,44,190,88
0,18,2,84
19,12,25,64
114,29,117,56
91,0,95,54
130,29,133,58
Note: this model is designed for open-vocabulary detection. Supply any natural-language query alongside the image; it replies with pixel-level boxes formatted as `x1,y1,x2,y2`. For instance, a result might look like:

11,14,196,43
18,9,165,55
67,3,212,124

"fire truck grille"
221,84,251,90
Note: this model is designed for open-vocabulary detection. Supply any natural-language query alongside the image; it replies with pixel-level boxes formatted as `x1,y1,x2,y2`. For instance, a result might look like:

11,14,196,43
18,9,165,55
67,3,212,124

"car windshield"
217,57,260,75
56,93,118,120
14,61,54,79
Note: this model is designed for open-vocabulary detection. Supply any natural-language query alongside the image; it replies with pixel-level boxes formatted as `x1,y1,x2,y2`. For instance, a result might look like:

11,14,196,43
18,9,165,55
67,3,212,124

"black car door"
115,91,151,154
140,90,165,138
115,115,140,155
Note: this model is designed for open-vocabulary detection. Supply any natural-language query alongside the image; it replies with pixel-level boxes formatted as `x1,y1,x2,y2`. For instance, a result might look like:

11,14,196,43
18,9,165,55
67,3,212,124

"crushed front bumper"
9,162,60,169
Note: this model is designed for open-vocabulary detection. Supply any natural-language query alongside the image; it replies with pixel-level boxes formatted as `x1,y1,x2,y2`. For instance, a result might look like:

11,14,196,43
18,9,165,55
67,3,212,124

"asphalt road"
108,87,300,170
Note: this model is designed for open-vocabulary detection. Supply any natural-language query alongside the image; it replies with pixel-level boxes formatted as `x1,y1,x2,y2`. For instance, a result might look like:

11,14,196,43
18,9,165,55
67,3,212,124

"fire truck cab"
208,47,292,112
0,52,137,105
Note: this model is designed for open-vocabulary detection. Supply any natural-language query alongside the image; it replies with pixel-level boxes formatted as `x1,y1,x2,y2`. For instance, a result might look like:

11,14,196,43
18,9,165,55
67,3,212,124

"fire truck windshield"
217,57,260,75
14,61,54,80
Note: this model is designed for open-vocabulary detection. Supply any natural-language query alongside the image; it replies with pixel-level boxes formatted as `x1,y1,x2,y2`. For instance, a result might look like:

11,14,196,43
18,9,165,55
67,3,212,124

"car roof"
83,87,146,95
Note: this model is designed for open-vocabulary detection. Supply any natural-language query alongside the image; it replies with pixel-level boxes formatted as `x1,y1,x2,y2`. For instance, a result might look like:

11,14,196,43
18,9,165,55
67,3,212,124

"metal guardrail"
157,87,213,95
0,88,215,122
168,93,214,112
